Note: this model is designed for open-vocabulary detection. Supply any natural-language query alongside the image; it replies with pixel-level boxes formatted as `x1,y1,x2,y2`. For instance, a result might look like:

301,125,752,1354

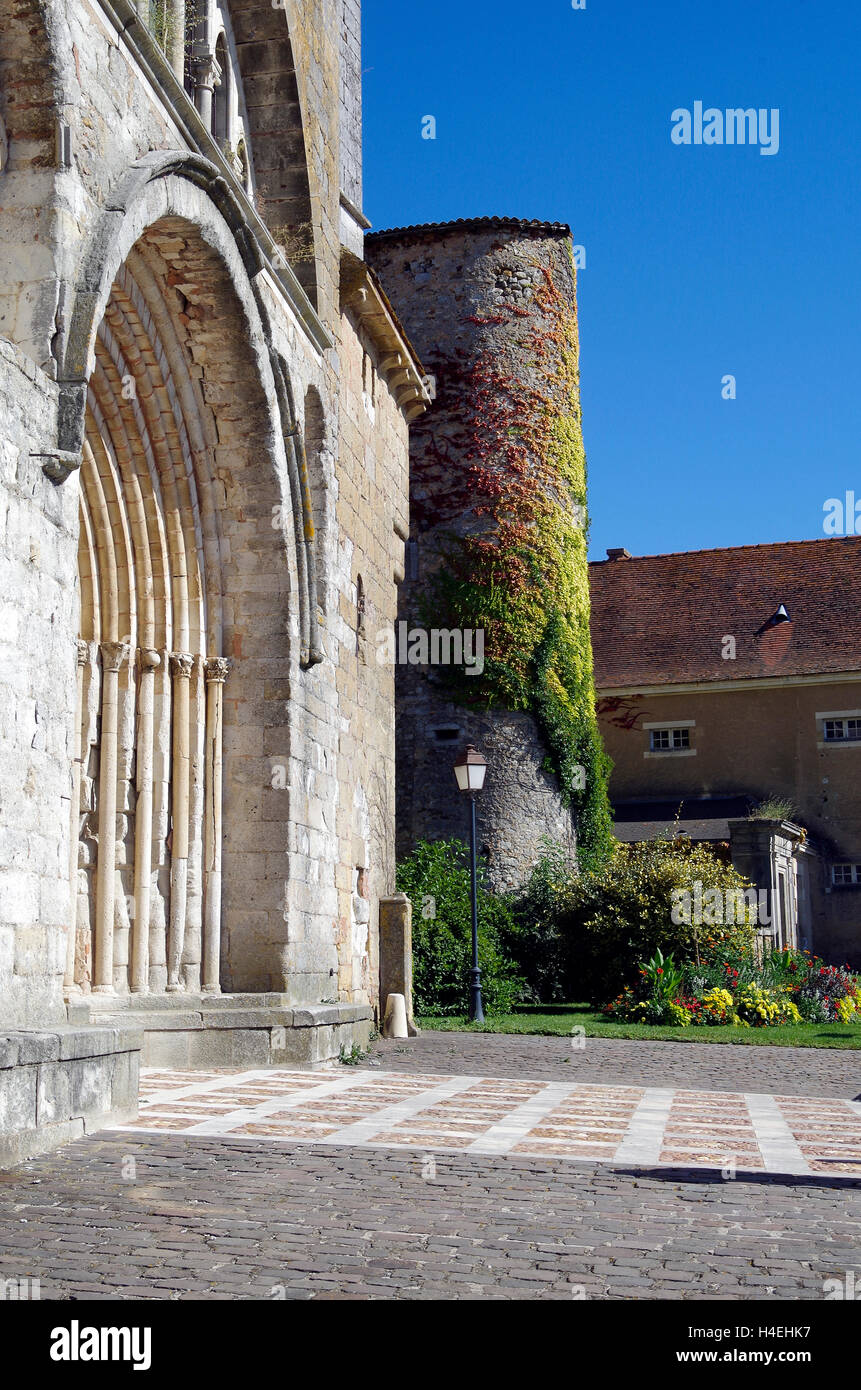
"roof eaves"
366,216,572,242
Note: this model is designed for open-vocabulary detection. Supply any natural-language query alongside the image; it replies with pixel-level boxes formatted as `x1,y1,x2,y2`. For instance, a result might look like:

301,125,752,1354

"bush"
604,948,692,1025
501,841,576,1002
557,838,759,1002
396,839,522,1016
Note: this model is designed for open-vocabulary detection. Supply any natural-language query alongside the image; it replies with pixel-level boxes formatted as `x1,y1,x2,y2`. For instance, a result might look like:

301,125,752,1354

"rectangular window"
832,863,861,886
824,718,861,742
650,727,690,752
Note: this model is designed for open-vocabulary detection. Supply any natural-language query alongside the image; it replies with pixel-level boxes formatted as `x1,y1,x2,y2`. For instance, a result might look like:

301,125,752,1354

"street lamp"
453,744,487,1023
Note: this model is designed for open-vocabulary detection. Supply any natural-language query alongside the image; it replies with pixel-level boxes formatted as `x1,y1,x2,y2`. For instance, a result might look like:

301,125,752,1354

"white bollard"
382,992,409,1039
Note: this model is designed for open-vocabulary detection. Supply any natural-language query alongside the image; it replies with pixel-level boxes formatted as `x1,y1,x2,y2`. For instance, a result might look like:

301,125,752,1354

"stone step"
67,998,372,1032
79,1009,295,1033
69,991,293,1014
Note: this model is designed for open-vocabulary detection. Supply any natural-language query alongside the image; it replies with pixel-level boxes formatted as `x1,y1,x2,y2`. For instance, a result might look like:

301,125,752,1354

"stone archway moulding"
52,152,324,665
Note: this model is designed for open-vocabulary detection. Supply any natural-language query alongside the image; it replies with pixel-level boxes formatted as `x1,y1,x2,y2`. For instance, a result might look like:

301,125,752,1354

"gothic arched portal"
68,211,301,998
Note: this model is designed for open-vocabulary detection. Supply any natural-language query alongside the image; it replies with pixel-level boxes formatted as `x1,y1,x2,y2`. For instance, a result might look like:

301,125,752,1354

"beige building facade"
590,540,861,967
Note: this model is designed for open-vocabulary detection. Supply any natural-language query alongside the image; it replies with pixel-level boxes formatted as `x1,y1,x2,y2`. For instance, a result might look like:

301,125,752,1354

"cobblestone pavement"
121,1067,861,1176
2,1037,860,1300
367,1032,861,1099
0,1130,859,1300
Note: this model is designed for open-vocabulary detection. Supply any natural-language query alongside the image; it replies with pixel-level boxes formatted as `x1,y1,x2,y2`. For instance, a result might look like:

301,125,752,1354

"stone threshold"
65,997,374,1069
69,995,371,1027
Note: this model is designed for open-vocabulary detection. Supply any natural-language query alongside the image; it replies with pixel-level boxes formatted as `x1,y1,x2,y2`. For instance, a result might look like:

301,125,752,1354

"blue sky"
362,0,861,561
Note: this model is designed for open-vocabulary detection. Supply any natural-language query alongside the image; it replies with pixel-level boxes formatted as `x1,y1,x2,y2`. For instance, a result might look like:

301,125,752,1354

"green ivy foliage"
419,249,614,868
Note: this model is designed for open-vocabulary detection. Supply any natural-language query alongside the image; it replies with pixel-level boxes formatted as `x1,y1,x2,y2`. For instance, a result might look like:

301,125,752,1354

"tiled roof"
612,796,754,842
589,537,861,688
366,216,571,241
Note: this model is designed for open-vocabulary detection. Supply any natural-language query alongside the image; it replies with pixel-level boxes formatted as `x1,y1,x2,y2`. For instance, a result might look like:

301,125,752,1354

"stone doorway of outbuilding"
727,818,814,952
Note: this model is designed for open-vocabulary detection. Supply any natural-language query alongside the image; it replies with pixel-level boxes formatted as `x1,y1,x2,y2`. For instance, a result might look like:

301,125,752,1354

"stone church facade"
0,0,428,1159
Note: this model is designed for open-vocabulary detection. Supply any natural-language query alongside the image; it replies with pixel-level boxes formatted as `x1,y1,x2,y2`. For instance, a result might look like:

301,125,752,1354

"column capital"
76,639,89,666
188,52,222,91
99,640,130,673
204,656,232,685
137,647,161,672
169,651,194,680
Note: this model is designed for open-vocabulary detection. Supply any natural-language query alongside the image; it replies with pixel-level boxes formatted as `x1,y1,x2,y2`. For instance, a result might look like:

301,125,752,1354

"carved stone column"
167,651,193,991
130,648,161,993
167,0,186,84
202,656,230,993
189,52,221,131
64,640,89,995
94,640,129,992
184,655,206,992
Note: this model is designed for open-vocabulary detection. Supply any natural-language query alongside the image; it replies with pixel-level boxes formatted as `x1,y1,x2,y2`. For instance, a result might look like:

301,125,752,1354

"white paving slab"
119,1067,861,1176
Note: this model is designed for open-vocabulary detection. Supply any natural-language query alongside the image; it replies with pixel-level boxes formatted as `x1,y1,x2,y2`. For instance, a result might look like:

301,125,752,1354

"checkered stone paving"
4,1045,861,1300
121,1067,861,1176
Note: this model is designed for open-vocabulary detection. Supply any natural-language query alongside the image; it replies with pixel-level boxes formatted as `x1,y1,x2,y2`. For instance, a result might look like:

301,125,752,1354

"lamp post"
453,744,487,1023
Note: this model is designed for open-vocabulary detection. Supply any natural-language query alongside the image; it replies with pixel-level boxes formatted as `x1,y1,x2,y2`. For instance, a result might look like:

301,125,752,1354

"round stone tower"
366,218,610,890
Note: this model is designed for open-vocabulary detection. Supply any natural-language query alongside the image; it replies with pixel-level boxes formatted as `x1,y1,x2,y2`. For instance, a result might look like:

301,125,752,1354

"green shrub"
396,839,522,1016
557,838,758,1002
501,841,577,1002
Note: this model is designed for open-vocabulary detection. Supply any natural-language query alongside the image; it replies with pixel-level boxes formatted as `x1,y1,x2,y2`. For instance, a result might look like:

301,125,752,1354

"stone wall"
396,706,575,893
330,303,411,998
0,340,76,1030
0,1024,140,1168
339,0,363,211
0,0,423,1083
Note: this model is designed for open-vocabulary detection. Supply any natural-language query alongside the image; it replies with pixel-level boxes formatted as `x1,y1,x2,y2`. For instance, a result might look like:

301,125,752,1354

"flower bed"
603,942,861,1029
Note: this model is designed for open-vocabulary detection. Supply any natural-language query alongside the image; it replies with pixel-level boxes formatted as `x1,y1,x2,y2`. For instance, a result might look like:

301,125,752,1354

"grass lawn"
417,1002,861,1048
